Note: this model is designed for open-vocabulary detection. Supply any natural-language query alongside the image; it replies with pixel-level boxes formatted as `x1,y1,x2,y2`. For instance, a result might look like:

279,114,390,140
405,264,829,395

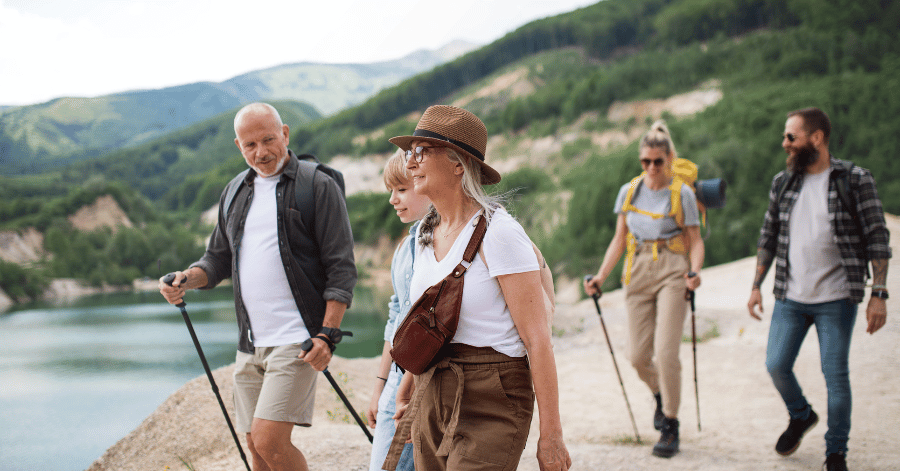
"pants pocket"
455,366,533,466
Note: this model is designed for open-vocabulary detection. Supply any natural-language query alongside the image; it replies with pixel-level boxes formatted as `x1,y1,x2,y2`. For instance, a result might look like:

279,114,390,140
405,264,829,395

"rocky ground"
88,216,899,471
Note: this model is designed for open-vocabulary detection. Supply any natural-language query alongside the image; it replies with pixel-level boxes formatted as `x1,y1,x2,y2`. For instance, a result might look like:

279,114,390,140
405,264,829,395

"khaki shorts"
233,343,317,433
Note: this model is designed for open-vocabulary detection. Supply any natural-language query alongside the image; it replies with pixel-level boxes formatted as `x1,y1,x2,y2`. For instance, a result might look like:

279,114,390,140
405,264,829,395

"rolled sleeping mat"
695,178,727,209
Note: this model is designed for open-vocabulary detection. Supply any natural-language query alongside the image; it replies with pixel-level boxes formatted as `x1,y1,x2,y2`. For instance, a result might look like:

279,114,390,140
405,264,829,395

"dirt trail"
89,215,900,470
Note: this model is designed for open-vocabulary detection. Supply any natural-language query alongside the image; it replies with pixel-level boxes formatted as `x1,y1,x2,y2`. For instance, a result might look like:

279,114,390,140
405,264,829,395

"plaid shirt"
757,157,892,303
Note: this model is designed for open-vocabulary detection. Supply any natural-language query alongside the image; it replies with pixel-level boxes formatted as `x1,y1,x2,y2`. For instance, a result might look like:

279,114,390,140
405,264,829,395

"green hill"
291,0,900,290
2,0,899,297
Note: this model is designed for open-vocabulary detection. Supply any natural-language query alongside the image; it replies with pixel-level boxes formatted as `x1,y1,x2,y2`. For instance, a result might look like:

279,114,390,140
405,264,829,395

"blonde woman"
384,105,570,471
583,120,704,458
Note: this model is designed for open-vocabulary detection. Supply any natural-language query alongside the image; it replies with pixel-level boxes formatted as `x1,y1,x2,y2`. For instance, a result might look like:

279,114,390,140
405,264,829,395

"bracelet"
376,376,387,382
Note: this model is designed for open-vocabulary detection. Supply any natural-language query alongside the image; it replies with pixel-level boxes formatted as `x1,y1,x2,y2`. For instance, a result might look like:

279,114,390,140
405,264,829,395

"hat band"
413,129,484,162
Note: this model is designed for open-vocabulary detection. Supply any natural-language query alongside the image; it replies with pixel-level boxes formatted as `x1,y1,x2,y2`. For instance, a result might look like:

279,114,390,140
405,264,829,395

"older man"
160,103,356,471
748,107,890,471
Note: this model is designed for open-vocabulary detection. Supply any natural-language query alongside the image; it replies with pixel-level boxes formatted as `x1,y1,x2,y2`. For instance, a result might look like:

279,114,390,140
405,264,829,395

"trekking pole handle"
584,275,602,301
162,272,188,308
686,272,696,311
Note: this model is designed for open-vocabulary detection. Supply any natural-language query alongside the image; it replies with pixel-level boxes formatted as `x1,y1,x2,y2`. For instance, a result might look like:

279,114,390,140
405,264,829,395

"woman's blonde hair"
383,149,409,189
640,119,678,159
417,148,503,248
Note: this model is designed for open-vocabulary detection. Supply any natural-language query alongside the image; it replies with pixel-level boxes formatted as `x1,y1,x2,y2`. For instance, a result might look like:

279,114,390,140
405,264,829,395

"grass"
326,371,367,425
610,433,645,446
683,319,720,343
167,456,196,471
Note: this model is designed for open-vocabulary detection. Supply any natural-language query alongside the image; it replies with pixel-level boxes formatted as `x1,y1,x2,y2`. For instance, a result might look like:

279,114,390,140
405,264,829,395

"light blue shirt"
614,180,700,242
384,221,419,343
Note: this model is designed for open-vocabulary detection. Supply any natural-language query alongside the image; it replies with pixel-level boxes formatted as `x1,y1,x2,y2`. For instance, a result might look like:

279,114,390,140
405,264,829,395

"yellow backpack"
619,157,701,285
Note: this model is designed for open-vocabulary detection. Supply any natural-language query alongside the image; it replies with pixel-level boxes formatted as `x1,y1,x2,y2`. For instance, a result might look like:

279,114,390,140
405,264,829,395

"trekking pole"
162,273,252,471
584,275,641,442
686,271,701,432
300,338,374,443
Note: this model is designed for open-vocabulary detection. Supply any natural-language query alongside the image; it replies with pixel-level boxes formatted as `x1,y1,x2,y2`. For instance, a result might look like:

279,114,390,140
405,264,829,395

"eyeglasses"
640,157,665,167
404,145,441,163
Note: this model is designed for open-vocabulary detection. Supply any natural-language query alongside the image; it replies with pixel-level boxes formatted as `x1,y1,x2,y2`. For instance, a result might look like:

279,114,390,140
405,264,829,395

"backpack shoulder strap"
621,175,645,214
294,159,321,228
297,153,346,194
669,176,686,227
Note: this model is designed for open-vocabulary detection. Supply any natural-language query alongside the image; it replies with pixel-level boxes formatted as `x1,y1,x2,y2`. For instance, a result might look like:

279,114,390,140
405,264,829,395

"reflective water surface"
0,287,385,471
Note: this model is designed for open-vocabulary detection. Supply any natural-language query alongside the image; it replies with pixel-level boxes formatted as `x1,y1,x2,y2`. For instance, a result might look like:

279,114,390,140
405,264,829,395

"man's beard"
787,143,818,173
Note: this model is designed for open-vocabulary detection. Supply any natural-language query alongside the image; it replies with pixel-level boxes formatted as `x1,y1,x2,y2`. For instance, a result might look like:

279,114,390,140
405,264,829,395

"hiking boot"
653,393,665,431
824,453,848,471
775,407,819,456
652,417,679,458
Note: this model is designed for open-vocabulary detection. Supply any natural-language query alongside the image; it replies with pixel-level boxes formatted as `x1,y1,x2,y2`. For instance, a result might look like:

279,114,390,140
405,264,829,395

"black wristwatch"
316,327,353,352
872,290,889,300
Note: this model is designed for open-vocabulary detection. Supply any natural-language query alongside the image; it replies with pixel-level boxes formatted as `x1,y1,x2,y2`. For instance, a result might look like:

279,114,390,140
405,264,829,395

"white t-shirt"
786,171,848,303
409,208,539,357
238,174,310,347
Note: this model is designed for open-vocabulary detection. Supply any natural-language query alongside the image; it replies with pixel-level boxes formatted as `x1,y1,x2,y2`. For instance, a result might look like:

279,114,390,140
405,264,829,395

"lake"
0,286,387,471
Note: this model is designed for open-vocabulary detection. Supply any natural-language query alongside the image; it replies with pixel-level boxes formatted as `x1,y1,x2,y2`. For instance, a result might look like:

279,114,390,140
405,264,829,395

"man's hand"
537,433,571,471
747,288,764,320
158,271,188,305
866,296,887,334
297,337,333,371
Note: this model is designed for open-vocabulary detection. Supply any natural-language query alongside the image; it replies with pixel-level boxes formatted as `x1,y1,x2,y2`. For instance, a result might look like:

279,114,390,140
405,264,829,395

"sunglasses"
783,132,800,142
640,157,665,167
404,145,441,163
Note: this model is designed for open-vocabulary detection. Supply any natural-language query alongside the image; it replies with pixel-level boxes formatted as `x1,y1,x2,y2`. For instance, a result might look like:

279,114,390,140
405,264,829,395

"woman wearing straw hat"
583,120,704,458
383,105,570,471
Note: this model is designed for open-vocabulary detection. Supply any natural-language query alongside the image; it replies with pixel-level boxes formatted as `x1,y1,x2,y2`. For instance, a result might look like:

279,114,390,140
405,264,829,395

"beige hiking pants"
625,244,689,419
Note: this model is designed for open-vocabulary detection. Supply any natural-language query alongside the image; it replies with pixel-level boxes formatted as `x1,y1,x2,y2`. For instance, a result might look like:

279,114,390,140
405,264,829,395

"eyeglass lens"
404,146,437,163
640,158,665,167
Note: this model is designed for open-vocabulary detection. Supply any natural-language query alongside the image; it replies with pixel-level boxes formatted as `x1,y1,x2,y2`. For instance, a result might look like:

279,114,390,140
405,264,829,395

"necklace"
438,216,471,240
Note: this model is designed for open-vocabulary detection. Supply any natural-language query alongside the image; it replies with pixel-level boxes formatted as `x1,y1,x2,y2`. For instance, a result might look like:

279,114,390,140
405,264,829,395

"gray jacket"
191,151,356,353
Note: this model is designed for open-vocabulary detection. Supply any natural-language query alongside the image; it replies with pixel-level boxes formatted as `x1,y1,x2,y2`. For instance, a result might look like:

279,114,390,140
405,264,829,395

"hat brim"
389,135,501,185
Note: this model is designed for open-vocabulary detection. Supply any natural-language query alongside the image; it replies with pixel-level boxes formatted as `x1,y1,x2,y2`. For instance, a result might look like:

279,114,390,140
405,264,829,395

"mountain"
0,41,478,176
226,40,479,116
3,0,899,296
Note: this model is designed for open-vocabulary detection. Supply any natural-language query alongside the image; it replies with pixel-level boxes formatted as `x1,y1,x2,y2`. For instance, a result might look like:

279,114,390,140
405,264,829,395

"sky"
0,0,597,107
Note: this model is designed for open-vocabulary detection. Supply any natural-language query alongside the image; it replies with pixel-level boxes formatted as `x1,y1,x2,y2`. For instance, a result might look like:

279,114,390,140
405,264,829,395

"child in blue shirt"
367,151,431,471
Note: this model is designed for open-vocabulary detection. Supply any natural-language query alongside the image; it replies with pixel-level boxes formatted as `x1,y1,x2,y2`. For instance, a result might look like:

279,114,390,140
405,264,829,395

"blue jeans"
369,365,415,471
766,298,857,456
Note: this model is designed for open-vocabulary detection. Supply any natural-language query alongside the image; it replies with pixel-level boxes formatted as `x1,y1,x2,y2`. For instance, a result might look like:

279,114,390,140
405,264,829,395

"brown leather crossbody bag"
390,214,487,375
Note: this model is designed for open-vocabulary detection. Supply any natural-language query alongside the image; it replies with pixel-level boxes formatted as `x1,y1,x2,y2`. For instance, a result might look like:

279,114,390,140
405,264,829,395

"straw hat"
389,105,501,185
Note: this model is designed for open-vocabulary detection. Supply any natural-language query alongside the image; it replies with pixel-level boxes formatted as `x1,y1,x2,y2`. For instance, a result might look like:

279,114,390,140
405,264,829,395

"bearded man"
747,107,890,471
